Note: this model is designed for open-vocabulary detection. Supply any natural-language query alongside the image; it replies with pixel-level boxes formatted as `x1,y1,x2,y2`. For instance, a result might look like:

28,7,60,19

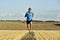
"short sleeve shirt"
26,12,33,21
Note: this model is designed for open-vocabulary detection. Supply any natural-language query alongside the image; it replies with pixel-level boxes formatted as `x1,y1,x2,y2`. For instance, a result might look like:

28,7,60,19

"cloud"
56,14,60,18
0,13,16,17
0,11,60,21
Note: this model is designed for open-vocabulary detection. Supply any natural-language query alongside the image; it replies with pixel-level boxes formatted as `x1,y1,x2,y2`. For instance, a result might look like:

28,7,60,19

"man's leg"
27,24,30,32
27,24,29,30
27,23,32,33
30,22,32,30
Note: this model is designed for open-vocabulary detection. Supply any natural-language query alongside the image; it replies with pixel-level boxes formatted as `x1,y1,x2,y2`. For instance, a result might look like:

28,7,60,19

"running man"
25,8,34,32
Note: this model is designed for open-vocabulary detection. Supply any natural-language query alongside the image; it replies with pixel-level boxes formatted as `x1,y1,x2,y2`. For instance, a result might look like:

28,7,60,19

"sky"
0,0,60,21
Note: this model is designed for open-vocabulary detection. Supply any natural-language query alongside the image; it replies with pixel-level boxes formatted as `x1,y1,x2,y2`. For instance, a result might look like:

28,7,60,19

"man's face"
28,8,32,12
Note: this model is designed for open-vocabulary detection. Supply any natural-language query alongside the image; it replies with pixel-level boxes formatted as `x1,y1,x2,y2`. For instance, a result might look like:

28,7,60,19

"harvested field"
0,30,60,40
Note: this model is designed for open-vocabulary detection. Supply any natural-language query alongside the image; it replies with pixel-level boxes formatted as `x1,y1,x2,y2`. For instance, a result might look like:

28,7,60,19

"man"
25,8,34,32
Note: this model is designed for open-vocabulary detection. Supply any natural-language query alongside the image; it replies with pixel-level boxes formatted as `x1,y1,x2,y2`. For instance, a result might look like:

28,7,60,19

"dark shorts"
26,20,32,24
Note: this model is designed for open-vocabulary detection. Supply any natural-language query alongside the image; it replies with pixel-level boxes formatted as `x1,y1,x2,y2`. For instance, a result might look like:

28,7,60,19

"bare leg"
30,22,32,30
27,24,29,30
27,24,30,32
27,22,32,33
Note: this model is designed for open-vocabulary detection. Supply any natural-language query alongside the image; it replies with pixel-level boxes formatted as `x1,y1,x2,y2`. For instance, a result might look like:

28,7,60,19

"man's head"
28,8,32,12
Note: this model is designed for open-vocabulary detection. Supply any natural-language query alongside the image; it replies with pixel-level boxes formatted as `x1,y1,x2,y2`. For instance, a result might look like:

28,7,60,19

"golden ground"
0,21,60,30
0,30,60,40
0,21,60,40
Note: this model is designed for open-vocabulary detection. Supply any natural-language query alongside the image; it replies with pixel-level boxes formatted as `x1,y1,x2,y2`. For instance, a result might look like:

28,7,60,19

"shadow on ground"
54,24,60,26
21,32,36,40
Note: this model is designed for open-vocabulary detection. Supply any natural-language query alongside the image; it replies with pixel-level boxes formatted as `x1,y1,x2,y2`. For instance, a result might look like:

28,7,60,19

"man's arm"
25,13,27,17
32,13,34,17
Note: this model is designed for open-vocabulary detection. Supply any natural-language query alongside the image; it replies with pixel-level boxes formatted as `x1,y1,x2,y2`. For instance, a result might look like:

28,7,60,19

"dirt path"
0,30,60,40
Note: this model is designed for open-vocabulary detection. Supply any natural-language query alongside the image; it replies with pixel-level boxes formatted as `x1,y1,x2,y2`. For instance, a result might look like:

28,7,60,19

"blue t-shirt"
26,12,33,21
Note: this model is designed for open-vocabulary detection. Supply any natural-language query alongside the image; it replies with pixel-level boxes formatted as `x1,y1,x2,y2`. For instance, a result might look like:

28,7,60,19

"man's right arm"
32,13,34,17
25,13,27,17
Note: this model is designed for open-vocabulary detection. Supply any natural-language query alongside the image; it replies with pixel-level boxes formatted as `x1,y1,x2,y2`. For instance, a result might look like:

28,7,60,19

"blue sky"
0,0,60,21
